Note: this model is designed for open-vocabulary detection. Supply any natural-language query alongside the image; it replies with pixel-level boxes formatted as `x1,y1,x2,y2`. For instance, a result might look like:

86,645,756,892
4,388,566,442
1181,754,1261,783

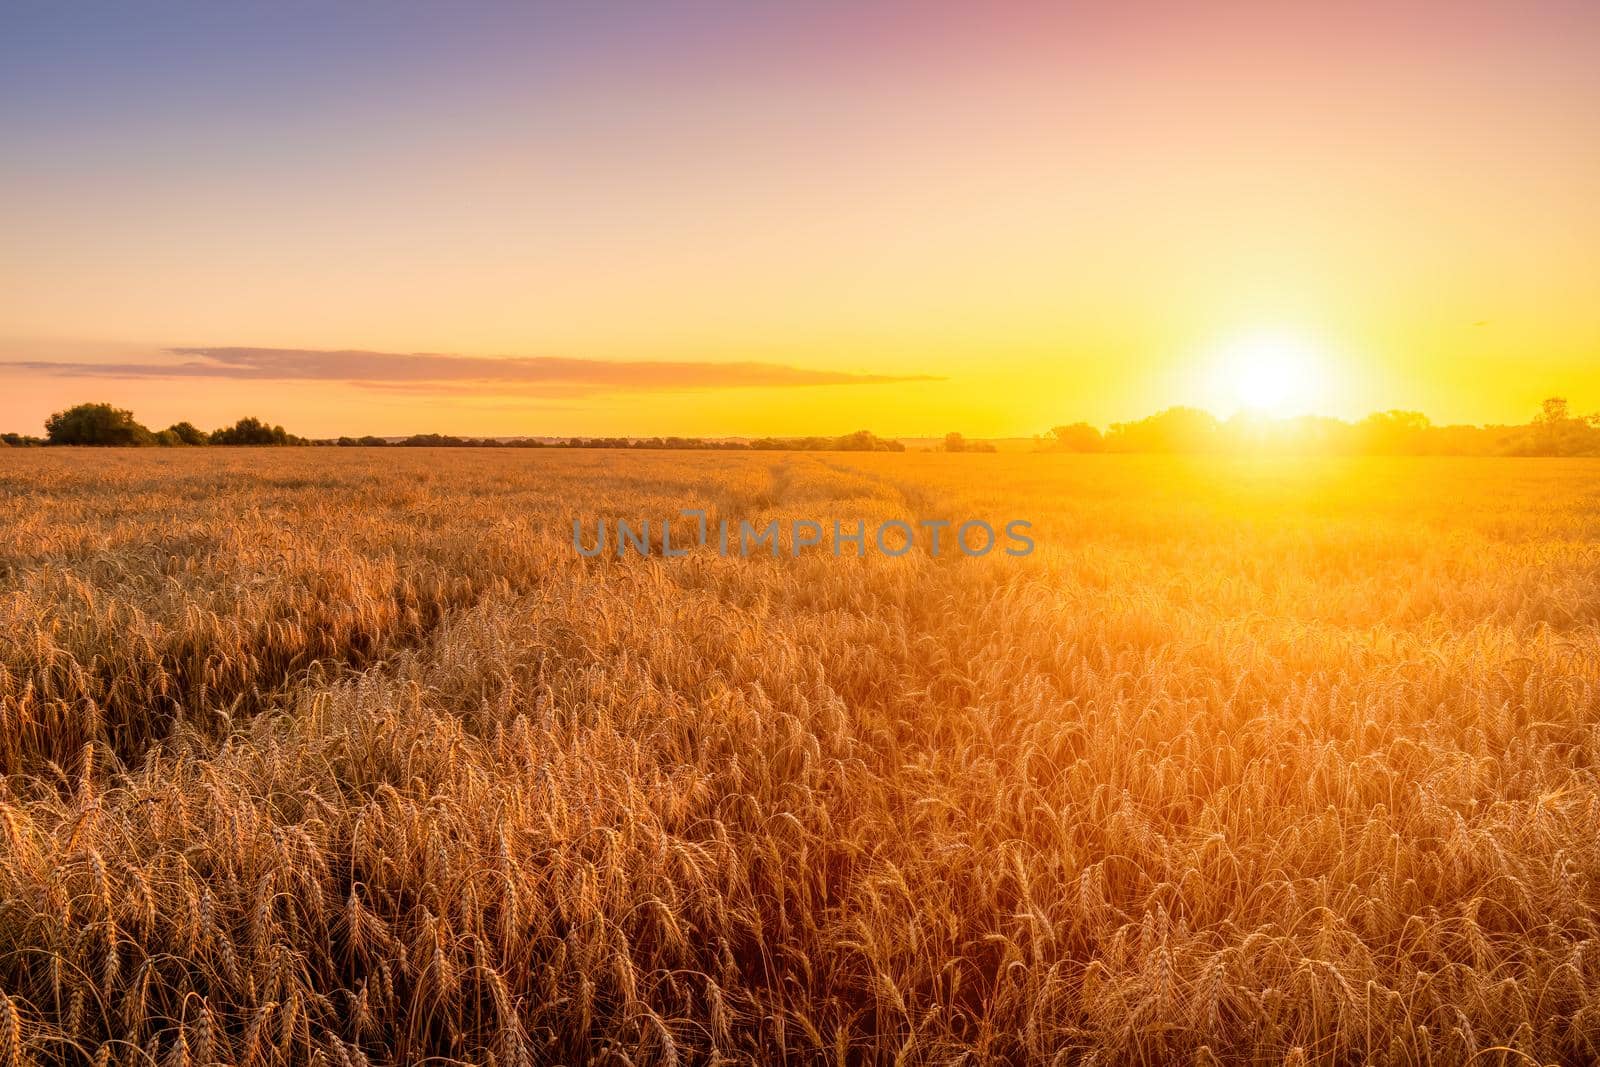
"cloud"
0,346,939,393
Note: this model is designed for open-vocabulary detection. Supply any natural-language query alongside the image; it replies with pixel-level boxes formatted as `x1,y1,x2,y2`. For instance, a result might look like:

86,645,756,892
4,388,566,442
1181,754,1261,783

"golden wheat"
0,448,1596,1065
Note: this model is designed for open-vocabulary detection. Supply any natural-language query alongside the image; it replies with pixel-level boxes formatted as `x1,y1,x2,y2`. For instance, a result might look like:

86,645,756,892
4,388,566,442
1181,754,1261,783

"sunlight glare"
1217,331,1329,416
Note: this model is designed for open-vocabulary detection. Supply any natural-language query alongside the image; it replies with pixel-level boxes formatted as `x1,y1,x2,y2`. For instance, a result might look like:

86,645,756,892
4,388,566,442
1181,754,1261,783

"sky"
2,0,1596,438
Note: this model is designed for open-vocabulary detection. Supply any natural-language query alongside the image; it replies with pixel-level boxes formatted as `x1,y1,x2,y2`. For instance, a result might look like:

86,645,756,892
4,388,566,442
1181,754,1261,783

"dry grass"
1,448,1598,1065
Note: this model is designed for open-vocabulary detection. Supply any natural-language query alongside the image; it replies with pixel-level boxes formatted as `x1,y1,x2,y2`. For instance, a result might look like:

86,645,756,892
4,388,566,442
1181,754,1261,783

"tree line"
7,398,1599,456
1043,398,1600,457
1,403,907,452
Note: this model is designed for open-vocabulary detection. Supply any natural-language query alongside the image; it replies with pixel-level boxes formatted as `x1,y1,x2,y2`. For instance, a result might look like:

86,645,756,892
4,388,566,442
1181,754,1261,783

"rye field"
1,448,1598,1066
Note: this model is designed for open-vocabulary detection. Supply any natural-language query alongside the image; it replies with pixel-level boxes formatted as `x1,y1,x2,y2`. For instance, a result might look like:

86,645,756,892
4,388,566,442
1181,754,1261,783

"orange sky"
2,1,1596,438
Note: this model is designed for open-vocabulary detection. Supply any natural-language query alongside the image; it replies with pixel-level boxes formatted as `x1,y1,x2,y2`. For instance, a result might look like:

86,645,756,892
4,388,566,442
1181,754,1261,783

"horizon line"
4,397,1592,445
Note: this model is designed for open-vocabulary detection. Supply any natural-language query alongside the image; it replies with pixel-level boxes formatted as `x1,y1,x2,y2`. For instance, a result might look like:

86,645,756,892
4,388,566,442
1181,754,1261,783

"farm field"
1,448,1599,1065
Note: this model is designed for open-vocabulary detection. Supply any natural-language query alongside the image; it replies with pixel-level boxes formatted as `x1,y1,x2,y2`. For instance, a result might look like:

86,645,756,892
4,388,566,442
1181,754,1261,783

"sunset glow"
1,1,1597,438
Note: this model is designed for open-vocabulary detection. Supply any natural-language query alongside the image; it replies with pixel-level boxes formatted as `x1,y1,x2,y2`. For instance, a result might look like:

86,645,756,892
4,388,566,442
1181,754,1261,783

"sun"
1214,331,1328,416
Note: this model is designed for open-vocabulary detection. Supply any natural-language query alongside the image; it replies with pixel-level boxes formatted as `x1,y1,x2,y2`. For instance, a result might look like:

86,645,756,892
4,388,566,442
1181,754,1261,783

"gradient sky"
2,0,1596,438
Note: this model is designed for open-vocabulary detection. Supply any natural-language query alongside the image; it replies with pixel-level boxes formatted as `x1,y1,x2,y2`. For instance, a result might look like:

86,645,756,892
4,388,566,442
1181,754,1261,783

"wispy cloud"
0,347,939,393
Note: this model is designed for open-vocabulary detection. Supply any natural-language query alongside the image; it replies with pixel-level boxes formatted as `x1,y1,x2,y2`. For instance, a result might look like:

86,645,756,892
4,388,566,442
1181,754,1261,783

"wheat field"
0,448,1597,1066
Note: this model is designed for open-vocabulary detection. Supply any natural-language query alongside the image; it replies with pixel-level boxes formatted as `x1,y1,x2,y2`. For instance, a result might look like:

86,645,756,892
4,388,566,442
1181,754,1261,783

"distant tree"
165,421,208,445
1049,423,1104,452
211,416,302,445
400,433,469,447
943,432,967,453
1104,407,1219,453
1530,397,1568,456
832,430,904,452
1522,396,1600,456
1350,410,1432,455
743,431,901,452
44,402,155,446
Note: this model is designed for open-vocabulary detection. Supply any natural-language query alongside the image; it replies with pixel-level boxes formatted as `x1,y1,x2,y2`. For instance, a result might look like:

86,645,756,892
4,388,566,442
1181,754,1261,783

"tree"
943,432,966,453
211,416,302,446
832,430,903,452
44,403,154,446
1355,410,1432,455
1525,396,1600,456
400,433,468,446
166,421,208,445
1049,423,1104,452
1104,407,1219,453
